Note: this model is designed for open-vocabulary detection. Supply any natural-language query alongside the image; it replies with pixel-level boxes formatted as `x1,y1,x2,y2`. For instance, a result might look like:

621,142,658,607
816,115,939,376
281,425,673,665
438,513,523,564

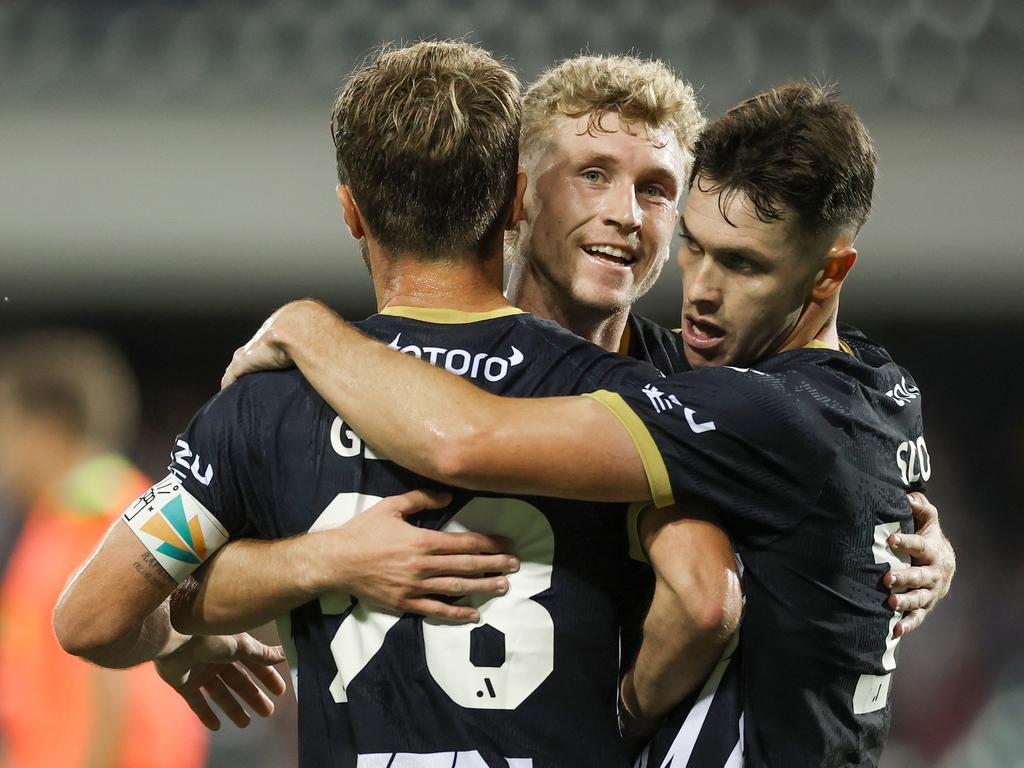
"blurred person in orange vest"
0,329,209,768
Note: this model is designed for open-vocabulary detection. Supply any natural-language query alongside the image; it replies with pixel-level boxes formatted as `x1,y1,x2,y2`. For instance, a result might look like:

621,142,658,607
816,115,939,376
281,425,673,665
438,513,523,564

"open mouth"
683,315,726,351
582,244,636,268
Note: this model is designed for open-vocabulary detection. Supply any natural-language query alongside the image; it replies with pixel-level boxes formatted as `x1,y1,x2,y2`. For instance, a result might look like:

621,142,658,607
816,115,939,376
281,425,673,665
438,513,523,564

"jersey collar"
803,338,857,358
378,305,525,324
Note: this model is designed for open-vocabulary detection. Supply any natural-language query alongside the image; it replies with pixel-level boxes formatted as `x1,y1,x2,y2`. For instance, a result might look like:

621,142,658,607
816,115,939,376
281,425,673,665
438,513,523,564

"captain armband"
122,473,230,583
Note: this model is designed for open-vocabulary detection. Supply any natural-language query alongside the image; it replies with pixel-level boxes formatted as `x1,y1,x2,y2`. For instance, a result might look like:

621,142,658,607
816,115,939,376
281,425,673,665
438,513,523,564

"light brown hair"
331,41,522,258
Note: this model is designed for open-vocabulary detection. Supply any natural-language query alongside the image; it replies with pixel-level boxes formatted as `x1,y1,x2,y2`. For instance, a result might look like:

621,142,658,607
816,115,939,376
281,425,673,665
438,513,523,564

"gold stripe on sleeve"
583,390,675,509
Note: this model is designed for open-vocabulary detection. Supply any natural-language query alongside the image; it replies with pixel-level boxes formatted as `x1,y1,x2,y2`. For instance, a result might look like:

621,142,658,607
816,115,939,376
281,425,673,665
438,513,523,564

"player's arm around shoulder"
621,502,742,739
222,299,654,503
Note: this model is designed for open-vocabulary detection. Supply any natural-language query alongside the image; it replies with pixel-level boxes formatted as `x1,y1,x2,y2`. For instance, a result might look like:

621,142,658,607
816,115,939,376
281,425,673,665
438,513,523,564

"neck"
778,292,842,353
369,245,509,313
507,262,629,353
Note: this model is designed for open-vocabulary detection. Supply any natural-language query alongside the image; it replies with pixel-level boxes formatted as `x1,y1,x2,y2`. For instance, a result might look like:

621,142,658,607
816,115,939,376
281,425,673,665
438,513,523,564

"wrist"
155,628,192,662
301,528,354,597
273,299,327,358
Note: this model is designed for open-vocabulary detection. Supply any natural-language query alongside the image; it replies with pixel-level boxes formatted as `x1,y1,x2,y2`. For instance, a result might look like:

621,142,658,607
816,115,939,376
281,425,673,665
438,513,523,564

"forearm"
625,507,742,722
625,578,732,720
71,598,189,669
171,536,325,635
274,301,649,501
54,521,190,668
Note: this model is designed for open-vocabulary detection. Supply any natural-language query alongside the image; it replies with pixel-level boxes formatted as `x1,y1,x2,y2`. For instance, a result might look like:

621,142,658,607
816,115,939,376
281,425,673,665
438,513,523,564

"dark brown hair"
330,41,522,259
689,82,877,242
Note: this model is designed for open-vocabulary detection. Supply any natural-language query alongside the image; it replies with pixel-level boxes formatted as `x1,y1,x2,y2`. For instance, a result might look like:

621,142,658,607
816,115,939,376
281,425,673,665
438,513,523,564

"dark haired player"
55,42,740,767
221,82,940,767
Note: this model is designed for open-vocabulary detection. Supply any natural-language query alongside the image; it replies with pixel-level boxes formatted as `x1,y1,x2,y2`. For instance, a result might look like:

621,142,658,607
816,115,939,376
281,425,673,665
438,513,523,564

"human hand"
319,489,520,623
155,633,288,731
885,491,956,637
221,299,328,389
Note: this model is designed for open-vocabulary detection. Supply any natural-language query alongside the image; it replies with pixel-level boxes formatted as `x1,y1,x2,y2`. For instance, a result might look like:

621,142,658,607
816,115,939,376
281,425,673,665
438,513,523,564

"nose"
682,252,722,313
603,183,641,234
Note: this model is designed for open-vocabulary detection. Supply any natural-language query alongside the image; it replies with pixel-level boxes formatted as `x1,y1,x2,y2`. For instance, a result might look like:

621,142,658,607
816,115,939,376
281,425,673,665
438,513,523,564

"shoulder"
512,313,597,346
627,313,688,374
628,313,677,344
508,312,616,361
505,314,663,393
624,355,855,452
192,369,320,438
209,367,310,409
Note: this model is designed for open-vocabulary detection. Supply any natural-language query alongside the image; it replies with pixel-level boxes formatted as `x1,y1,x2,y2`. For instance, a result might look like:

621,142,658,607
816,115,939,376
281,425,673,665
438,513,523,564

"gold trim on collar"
378,305,525,324
618,322,633,355
803,338,856,358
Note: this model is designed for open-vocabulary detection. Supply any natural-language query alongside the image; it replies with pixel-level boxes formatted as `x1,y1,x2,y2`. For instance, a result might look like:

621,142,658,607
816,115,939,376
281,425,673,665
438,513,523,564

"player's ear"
810,245,857,301
337,185,365,240
505,168,528,231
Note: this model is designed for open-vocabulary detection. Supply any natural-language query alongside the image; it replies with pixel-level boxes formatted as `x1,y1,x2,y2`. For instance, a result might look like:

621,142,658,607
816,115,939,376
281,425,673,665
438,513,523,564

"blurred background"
1,0,1021,765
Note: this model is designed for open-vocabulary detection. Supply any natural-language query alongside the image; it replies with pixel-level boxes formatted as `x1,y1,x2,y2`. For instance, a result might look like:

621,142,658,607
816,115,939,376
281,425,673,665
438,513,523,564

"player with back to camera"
54,42,744,767
219,81,952,768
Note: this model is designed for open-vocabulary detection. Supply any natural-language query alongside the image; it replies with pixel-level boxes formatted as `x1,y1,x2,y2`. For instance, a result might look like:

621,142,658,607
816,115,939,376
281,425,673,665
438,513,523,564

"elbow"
660,564,743,646
430,418,492,490
693,569,743,643
53,600,124,661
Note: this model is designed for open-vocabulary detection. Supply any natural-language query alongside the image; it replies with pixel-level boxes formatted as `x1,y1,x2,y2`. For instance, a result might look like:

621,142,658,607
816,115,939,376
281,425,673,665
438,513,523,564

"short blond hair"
331,41,522,257
521,54,705,168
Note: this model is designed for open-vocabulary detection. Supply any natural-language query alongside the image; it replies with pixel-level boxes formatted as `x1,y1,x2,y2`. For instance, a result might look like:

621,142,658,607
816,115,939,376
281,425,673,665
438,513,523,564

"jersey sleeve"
122,373,288,581
585,365,839,538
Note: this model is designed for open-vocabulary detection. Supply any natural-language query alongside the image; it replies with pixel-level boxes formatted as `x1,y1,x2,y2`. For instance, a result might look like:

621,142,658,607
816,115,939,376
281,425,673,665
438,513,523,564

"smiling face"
512,113,685,315
678,182,827,368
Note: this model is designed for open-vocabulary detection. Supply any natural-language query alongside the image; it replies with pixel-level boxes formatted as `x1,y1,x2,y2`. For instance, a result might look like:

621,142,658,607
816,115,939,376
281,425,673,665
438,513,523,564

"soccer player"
219,82,947,767
54,42,739,767
502,55,704,369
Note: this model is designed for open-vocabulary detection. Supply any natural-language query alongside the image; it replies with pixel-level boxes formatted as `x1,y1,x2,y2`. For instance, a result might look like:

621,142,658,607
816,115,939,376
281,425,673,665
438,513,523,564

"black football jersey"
621,314,689,376
615,314,688,665
590,328,928,768
167,307,663,768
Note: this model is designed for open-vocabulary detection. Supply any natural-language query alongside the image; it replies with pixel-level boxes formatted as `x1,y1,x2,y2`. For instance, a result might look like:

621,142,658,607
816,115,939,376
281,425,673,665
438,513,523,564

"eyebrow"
680,217,768,263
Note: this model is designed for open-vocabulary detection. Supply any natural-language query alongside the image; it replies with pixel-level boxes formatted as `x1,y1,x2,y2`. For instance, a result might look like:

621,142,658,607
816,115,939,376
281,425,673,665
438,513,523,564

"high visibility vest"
0,454,208,768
